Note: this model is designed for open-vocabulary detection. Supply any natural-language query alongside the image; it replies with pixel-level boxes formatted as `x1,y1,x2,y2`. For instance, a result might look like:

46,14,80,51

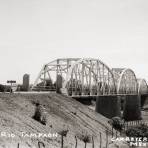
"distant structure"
23,74,30,91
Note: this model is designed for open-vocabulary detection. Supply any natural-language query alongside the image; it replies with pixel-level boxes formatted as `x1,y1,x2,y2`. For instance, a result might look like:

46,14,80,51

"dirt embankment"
0,92,127,148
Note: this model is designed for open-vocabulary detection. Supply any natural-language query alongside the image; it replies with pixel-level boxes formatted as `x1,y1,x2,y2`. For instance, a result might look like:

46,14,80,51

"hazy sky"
0,0,148,84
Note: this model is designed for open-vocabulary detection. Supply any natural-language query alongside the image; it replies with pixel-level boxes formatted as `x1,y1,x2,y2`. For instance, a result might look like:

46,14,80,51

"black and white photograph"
0,0,148,147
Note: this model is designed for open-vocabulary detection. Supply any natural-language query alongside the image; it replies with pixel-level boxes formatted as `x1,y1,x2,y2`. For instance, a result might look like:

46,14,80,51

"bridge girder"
63,58,116,96
112,68,138,94
137,79,148,95
33,59,147,96
32,58,80,91
32,58,117,96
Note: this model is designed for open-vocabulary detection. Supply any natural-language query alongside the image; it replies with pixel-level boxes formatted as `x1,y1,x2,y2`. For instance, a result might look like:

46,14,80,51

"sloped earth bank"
0,93,129,148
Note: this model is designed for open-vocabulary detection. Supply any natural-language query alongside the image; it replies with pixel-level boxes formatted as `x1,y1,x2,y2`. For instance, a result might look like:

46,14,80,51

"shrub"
58,129,69,137
108,116,124,131
126,124,148,138
77,131,91,148
33,102,47,125
0,84,5,92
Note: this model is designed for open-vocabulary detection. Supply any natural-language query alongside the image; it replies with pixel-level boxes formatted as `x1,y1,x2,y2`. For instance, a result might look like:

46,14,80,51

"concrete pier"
95,95,121,119
140,94,148,108
56,75,63,93
123,95,141,121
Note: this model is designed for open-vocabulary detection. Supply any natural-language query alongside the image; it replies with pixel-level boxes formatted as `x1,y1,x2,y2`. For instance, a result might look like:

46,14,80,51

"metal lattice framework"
33,59,147,96
32,58,80,91
112,68,138,94
32,58,117,96
63,58,116,96
137,79,148,95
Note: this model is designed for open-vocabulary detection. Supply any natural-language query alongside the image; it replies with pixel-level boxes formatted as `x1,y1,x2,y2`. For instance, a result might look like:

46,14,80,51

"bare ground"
0,92,129,148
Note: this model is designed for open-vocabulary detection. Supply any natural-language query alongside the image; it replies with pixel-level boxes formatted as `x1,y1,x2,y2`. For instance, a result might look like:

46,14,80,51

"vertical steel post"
81,62,84,95
89,67,91,95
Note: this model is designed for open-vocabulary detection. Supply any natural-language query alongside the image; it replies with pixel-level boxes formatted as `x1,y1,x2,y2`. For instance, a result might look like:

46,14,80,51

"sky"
0,0,148,84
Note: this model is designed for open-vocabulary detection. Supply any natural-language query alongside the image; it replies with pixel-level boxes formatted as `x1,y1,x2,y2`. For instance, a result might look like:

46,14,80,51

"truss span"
137,79,148,95
32,58,117,96
113,68,138,94
63,58,116,96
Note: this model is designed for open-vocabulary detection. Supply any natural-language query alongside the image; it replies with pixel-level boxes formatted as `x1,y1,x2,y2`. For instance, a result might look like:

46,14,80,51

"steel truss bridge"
32,58,148,96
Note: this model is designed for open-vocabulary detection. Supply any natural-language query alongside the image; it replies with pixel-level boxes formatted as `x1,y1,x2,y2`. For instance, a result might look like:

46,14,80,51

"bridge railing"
32,86,56,91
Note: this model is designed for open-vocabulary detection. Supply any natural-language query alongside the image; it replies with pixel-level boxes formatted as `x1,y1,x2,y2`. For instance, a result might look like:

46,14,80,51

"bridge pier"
123,95,141,121
95,95,121,119
56,75,63,93
140,94,148,108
